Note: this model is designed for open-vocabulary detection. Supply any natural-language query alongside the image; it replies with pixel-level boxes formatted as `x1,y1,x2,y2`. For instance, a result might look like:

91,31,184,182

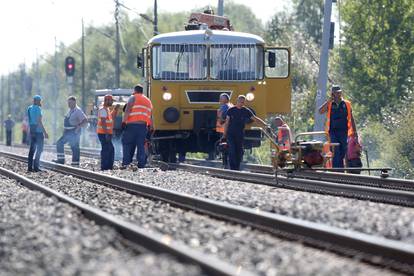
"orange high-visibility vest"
97,107,113,134
277,124,291,151
325,100,354,137
127,94,153,125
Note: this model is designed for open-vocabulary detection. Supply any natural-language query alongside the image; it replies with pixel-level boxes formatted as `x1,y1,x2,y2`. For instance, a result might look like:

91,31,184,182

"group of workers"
25,83,361,173
216,84,361,171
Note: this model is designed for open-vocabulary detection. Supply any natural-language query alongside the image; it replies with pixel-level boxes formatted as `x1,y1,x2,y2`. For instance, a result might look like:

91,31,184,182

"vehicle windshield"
210,44,264,80
152,44,207,80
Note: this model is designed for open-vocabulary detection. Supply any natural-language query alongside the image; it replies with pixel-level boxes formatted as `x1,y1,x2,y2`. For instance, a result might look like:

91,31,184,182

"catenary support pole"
313,0,333,133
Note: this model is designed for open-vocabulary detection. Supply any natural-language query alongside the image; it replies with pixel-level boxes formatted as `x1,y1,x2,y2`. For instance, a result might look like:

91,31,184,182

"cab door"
264,47,291,114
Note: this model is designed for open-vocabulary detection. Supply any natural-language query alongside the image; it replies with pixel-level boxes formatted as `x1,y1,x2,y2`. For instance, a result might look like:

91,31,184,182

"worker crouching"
122,85,153,169
97,95,120,170
53,96,88,166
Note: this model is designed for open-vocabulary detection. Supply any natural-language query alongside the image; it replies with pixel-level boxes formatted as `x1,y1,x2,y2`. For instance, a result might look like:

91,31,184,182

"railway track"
1,150,413,274
4,145,414,207
184,158,414,192
0,162,250,276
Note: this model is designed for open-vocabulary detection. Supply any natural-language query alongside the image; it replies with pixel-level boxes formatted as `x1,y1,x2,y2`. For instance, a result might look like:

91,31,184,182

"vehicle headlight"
163,107,180,123
246,92,255,101
162,92,172,101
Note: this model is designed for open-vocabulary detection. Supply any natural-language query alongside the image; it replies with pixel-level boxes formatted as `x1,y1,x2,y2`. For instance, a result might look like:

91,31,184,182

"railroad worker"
121,84,153,168
319,85,358,168
97,95,120,170
216,93,233,168
222,95,269,170
27,95,48,172
347,136,363,174
22,116,29,145
53,96,88,166
3,114,15,146
274,117,293,151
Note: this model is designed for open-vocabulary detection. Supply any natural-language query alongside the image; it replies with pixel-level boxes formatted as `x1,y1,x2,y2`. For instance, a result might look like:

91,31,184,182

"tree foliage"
340,0,414,122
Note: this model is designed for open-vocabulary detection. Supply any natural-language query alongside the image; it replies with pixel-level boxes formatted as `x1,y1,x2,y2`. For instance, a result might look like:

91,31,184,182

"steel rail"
0,165,250,276
8,144,413,192
168,162,414,207
1,150,413,273
183,158,414,192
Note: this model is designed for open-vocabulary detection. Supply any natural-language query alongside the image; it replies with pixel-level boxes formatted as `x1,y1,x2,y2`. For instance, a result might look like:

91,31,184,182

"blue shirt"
27,105,43,133
219,103,231,121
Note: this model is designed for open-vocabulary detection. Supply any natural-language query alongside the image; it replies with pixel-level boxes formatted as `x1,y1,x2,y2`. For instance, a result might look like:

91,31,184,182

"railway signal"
65,56,75,77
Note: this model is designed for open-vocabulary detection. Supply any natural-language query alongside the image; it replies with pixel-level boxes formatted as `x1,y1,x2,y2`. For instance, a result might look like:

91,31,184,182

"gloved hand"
105,134,112,142
121,122,127,130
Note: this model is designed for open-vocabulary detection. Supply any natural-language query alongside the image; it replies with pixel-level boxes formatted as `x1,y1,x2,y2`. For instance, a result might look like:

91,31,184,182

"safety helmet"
104,94,113,101
33,95,42,101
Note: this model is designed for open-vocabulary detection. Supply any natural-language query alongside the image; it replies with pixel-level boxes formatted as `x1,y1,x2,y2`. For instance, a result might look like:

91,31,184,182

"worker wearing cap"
97,95,120,170
53,96,88,166
223,95,269,170
27,95,48,172
122,85,153,168
319,85,358,168
216,93,233,168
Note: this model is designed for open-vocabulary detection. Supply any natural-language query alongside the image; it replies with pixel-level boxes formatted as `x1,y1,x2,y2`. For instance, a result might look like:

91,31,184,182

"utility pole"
7,72,11,116
36,50,41,94
153,0,158,36
313,0,333,133
218,0,224,16
53,37,59,142
81,18,86,112
0,76,4,141
114,0,121,88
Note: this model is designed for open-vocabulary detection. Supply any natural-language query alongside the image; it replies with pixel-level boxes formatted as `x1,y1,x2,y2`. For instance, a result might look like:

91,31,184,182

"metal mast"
313,0,333,132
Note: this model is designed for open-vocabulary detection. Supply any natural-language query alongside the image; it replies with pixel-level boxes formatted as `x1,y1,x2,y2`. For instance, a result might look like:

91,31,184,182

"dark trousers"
22,131,28,145
28,132,44,171
228,133,244,170
348,158,363,174
6,130,12,146
98,134,114,170
122,124,148,168
56,131,81,164
330,131,348,168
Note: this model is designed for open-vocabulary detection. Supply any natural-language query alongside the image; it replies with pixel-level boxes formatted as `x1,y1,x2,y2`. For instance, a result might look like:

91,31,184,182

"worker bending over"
97,95,120,170
274,116,293,151
223,95,269,170
319,85,358,168
122,85,153,168
53,96,88,166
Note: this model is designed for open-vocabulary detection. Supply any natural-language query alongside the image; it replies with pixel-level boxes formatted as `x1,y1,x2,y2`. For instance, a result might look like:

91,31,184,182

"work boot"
52,159,65,164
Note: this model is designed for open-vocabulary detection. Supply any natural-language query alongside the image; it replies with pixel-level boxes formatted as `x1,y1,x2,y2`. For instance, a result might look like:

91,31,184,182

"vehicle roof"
95,88,132,96
148,30,265,45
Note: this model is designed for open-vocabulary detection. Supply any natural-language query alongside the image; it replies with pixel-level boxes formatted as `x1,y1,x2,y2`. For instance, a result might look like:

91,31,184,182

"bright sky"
0,0,289,75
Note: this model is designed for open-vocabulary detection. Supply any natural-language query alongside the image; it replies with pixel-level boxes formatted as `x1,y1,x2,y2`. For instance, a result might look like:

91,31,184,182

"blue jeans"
122,124,148,168
56,131,81,164
330,131,348,168
228,132,244,170
28,132,44,171
98,134,114,170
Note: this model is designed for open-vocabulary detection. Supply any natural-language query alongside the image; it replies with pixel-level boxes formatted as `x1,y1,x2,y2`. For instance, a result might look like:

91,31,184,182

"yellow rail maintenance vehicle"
138,11,291,162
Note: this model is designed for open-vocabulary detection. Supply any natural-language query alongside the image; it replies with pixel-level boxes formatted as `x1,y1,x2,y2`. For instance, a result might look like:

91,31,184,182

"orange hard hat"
104,94,113,101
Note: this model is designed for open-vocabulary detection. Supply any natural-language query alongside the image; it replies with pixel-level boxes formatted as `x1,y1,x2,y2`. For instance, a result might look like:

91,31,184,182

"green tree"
340,0,414,122
293,0,324,45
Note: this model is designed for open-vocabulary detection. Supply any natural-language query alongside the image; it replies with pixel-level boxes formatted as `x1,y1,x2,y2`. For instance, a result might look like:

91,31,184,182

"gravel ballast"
17,144,413,245
0,154,400,275
0,175,201,276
